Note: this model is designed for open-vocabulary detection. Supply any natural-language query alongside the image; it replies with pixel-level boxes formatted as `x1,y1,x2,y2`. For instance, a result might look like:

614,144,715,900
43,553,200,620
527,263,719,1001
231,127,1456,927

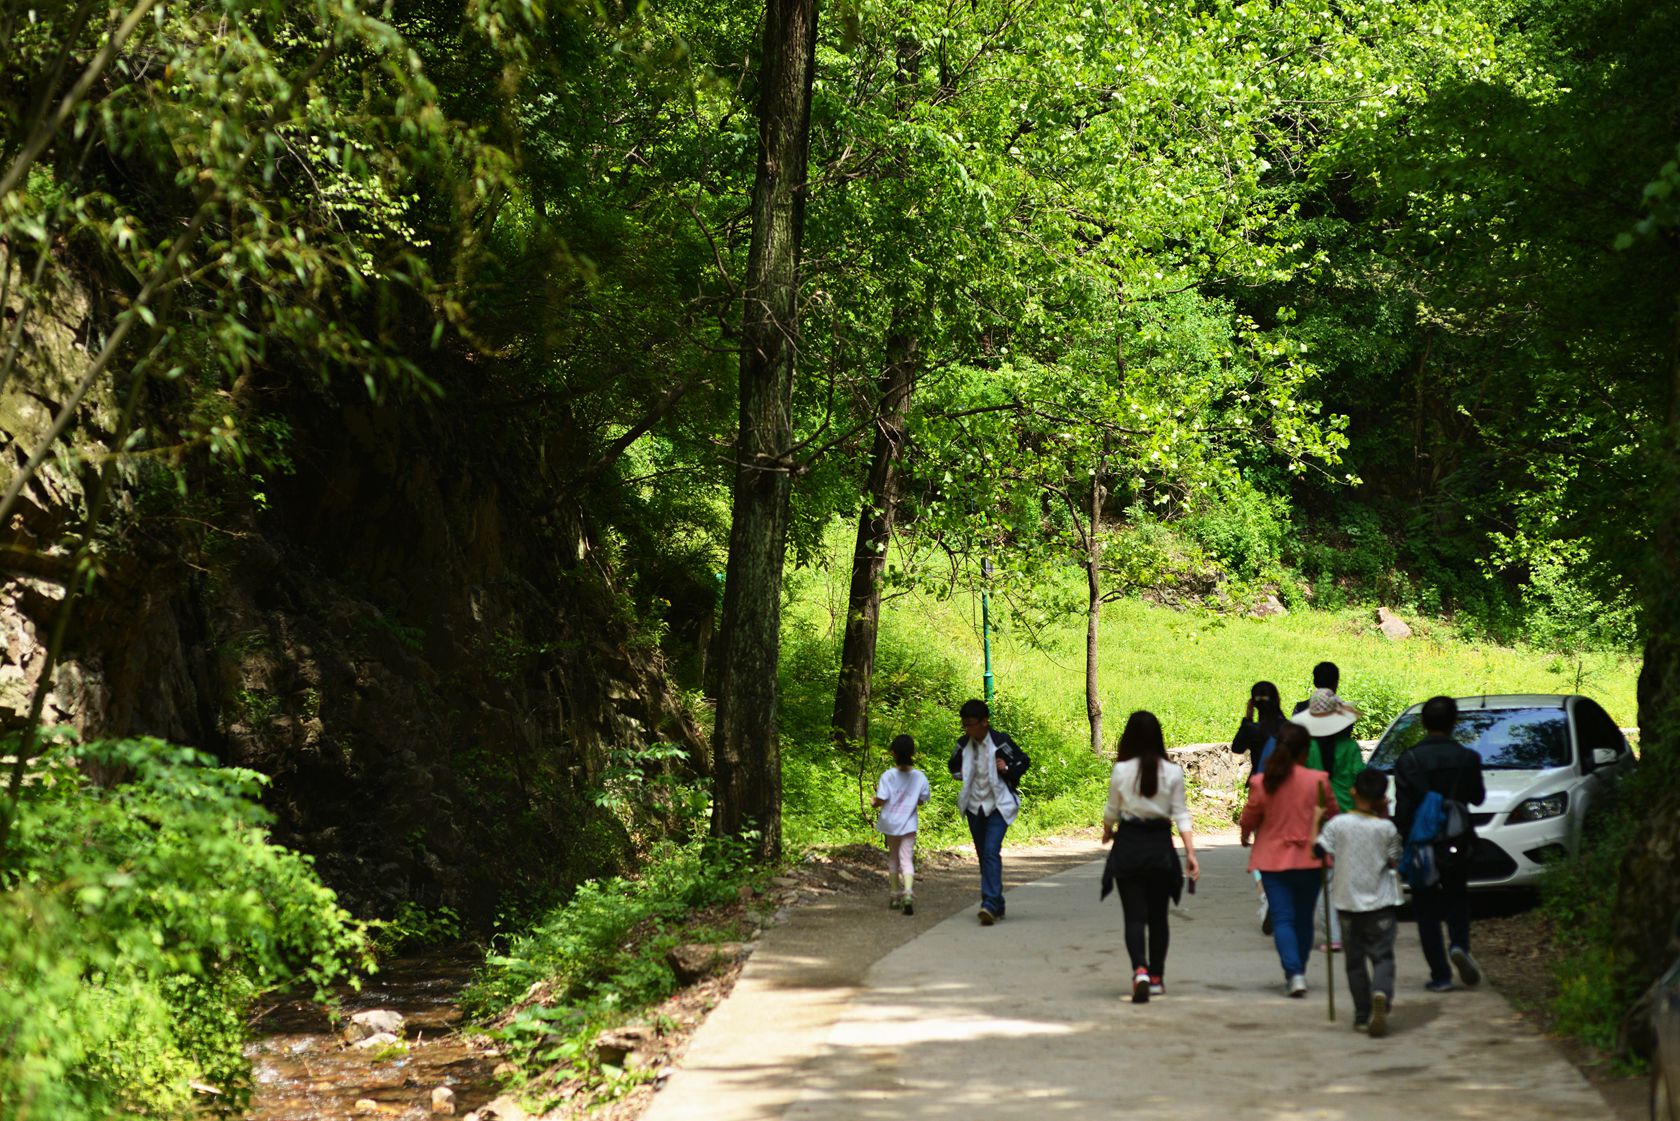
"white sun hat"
1291,687,1360,737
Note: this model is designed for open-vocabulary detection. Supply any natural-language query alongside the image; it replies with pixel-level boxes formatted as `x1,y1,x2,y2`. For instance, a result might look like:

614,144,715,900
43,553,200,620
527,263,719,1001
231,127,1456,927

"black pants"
1115,870,1174,976
1412,872,1470,984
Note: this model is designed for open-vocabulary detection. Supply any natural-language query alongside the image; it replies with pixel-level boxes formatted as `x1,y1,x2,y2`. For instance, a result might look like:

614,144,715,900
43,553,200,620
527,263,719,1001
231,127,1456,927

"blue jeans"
966,809,1009,915
1260,868,1322,977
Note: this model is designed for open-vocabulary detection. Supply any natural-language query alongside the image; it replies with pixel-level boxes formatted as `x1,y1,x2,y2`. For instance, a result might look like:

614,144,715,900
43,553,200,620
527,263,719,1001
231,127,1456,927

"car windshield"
1368,707,1572,771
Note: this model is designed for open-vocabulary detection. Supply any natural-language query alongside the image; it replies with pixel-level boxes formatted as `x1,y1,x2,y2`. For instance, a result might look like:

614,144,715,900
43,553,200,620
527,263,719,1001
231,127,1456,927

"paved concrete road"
646,835,1612,1121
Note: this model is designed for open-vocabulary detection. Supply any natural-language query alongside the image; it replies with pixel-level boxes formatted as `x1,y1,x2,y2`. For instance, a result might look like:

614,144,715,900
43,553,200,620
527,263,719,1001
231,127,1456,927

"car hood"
1383,766,1577,813
1471,767,1577,812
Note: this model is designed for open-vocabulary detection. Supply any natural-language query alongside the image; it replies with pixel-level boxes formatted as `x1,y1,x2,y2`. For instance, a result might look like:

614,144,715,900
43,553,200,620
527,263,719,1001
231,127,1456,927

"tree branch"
562,378,703,497
0,0,161,199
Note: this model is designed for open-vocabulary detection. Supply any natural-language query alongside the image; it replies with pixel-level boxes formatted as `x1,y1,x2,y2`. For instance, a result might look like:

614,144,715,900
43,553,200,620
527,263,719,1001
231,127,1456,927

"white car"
1366,694,1635,889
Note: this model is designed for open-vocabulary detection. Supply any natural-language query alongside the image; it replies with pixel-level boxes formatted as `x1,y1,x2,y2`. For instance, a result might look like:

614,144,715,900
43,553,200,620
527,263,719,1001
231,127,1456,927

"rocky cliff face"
1,288,707,921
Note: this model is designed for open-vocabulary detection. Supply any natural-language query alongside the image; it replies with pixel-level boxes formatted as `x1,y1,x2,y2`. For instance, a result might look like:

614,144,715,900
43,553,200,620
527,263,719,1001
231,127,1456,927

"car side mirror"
1590,747,1618,768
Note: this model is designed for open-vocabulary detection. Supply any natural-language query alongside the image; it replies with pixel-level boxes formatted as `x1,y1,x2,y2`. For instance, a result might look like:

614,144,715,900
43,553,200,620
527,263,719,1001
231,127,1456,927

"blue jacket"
1400,791,1446,889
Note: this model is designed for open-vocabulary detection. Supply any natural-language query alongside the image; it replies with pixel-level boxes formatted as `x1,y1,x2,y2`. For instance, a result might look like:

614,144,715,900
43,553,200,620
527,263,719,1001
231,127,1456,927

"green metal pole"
981,556,995,703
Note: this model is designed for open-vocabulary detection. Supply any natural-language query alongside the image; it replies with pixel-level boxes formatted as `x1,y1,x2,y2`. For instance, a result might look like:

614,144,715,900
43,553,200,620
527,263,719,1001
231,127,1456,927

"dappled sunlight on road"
830,1007,1078,1047
792,839,1604,1121
644,836,1610,1121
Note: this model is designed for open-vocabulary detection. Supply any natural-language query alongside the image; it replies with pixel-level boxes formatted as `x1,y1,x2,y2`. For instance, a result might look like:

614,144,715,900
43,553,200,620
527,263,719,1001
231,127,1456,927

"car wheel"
1657,1062,1676,1121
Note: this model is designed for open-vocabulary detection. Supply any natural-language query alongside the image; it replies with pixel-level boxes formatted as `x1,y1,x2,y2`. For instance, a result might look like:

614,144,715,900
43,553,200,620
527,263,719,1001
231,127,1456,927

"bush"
465,836,754,1018
369,902,465,957
0,736,367,1119
1338,670,1415,739
1542,773,1647,1057
1523,548,1641,654
1179,485,1293,581
1287,505,1640,657
462,836,759,1106
1104,513,1215,595
776,620,1103,852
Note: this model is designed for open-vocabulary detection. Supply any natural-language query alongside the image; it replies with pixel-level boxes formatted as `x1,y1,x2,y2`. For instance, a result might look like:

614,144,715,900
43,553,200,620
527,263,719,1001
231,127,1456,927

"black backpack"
1431,770,1476,873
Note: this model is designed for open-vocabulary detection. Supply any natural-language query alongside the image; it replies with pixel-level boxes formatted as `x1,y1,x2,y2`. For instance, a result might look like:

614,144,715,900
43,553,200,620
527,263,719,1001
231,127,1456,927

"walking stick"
1322,860,1335,1022
1318,779,1335,1023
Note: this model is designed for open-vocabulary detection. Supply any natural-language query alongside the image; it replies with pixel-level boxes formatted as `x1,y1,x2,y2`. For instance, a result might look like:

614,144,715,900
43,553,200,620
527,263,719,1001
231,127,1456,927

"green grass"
780,531,1640,852
790,567,1638,752
981,597,1638,747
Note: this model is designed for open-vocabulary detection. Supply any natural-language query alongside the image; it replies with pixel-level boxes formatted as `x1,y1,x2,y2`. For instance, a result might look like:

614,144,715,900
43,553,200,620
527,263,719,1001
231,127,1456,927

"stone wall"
1170,740,1379,825
1169,743,1248,826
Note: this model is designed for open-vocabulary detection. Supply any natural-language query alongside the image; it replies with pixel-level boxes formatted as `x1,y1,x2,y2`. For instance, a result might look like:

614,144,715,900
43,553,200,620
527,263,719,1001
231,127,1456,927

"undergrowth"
368,902,465,957
0,735,367,1120
1541,770,1650,1066
462,836,763,1111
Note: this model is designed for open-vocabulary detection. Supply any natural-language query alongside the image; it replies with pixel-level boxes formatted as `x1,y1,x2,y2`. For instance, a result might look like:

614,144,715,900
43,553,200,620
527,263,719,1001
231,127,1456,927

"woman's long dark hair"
1262,723,1311,794
1250,679,1284,740
1115,710,1168,798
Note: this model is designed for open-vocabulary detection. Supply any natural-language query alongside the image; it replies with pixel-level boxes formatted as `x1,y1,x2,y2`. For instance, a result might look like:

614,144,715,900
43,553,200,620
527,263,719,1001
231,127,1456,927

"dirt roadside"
1474,904,1645,1120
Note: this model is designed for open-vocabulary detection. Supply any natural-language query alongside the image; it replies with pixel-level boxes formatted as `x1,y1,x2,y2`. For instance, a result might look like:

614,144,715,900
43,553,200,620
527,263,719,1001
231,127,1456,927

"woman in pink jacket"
1240,723,1339,997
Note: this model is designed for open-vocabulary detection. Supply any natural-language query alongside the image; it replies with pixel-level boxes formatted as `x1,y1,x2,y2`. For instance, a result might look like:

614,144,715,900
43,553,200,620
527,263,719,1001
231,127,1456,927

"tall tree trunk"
1613,305,1680,1054
1084,440,1109,756
830,36,923,750
710,0,819,860
831,332,916,746
1088,290,1127,757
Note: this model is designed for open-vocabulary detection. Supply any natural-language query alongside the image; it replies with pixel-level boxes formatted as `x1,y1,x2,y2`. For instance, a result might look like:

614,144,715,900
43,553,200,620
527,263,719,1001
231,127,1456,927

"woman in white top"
1100,711,1201,1003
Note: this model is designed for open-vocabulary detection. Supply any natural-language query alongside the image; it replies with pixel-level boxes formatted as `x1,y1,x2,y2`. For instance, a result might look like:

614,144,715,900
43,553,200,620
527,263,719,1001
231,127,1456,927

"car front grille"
1471,813,1496,827
1467,839,1520,883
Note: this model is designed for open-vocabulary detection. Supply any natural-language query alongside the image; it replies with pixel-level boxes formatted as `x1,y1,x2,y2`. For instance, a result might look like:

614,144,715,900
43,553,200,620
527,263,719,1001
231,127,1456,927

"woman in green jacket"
1292,688,1364,949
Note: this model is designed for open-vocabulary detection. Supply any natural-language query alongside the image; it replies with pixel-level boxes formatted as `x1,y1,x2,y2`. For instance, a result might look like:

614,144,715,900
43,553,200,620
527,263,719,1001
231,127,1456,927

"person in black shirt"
1293,661,1340,715
1233,681,1287,934
1393,695,1488,992
1231,680,1285,776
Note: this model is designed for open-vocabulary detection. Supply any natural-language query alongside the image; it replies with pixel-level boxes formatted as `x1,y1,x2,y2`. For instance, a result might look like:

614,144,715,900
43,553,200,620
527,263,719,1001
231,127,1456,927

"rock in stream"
246,951,502,1121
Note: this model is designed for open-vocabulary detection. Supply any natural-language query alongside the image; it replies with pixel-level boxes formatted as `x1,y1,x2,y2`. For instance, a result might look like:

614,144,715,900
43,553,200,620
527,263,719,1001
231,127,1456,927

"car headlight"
1507,792,1568,823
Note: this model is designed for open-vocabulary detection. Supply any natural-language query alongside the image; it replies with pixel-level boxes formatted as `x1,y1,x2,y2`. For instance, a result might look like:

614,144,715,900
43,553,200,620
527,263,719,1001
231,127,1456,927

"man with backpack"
1393,695,1487,992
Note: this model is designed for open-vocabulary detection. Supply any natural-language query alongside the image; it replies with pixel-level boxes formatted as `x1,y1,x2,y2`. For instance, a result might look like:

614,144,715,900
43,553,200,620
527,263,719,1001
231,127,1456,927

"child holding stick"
1317,768,1405,1036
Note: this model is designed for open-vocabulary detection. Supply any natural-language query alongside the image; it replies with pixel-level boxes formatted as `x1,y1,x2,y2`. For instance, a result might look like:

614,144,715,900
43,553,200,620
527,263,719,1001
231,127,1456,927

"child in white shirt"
874,735,931,915
1317,768,1405,1037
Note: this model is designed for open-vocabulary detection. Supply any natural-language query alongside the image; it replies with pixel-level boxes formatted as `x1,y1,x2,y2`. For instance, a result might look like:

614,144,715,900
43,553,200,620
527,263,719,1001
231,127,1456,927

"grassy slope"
795,575,1639,745
985,597,1639,746
781,551,1639,851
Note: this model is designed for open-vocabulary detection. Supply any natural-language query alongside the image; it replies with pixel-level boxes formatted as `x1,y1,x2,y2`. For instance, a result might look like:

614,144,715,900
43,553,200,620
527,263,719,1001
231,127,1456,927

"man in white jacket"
949,699,1031,924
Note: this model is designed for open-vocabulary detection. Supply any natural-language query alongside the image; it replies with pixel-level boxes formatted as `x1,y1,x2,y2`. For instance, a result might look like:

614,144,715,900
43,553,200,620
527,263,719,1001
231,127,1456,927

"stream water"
245,950,503,1120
